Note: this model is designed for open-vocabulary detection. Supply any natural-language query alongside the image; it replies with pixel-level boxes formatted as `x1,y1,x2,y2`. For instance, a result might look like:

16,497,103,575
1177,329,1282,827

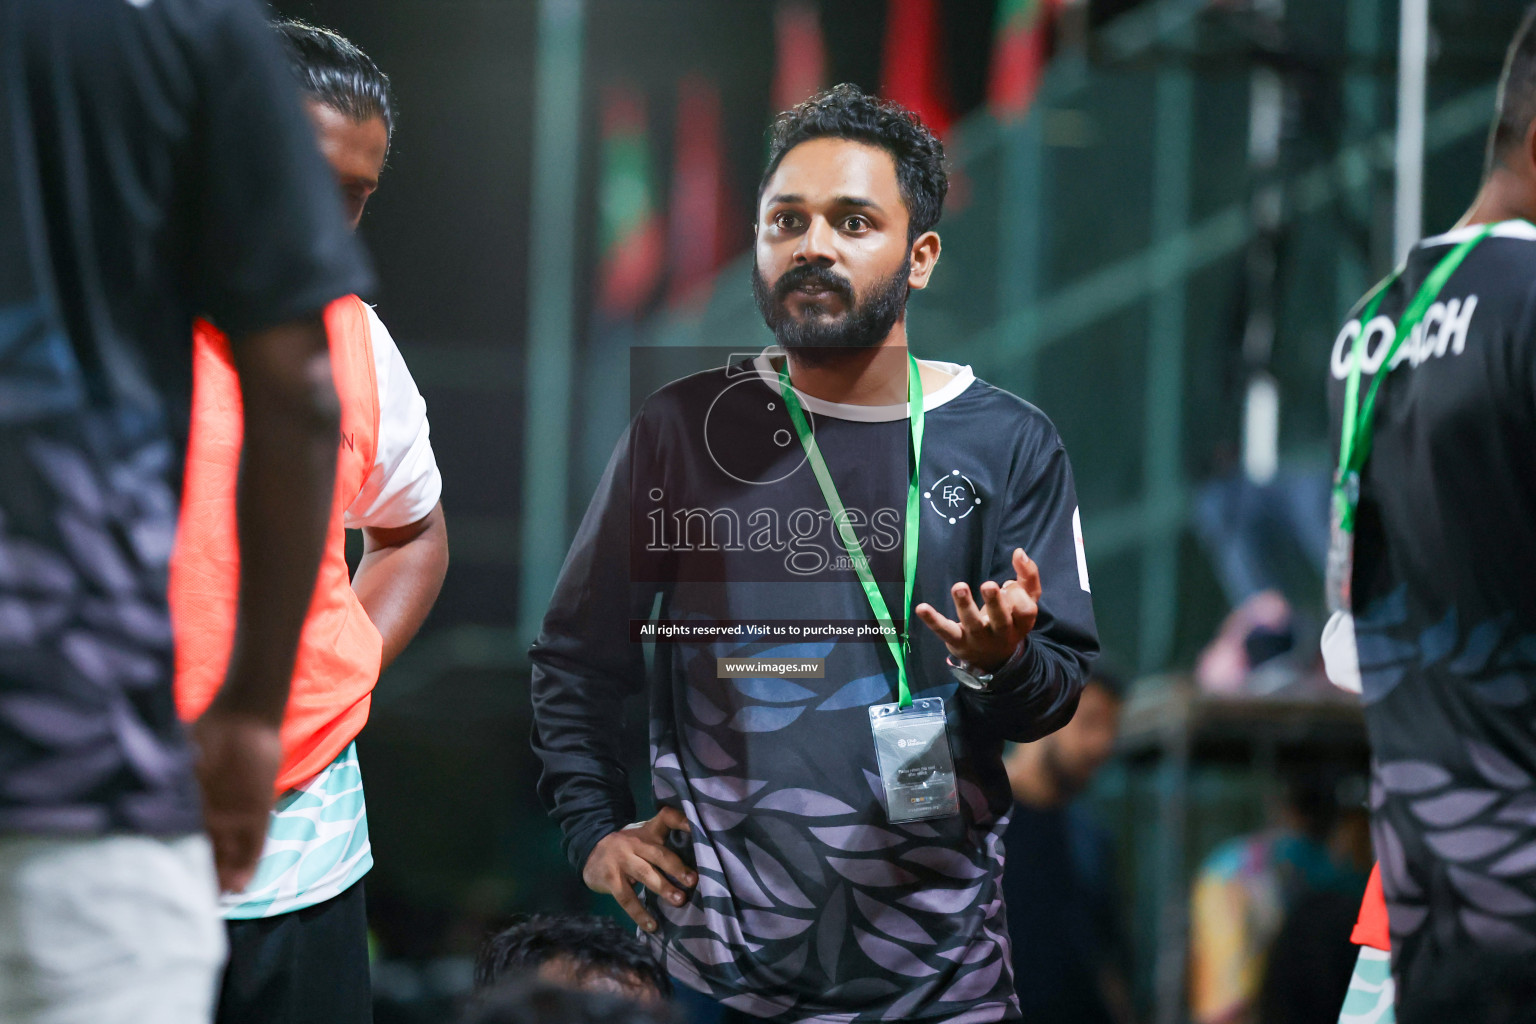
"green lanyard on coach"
777,354,924,709
1334,225,1492,532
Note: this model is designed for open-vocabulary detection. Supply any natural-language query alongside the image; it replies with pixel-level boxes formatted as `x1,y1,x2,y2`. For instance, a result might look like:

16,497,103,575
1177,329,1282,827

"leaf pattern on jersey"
1490,842,1536,877
653,627,1017,1019
811,825,905,852
1380,761,1451,795
1448,614,1511,674
686,685,728,726
852,889,935,945
936,953,1005,1003
697,804,747,833
1410,790,1500,828
817,672,892,711
729,704,806,733
0,426,195,827
853,927,940,976
683,725,740,771
1447,866,1536,915
1457,909,1536,951
691,775,767,803
747,840,814,909
728,676,818,703
1366,604,1536,976
1495,793,1536,826
650,756,1016,1019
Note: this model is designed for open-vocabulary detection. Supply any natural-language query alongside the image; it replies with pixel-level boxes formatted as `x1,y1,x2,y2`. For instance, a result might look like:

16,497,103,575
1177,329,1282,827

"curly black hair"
474,914,672,1000
274,20,395,144
460,977,676,1024
760,83,948,242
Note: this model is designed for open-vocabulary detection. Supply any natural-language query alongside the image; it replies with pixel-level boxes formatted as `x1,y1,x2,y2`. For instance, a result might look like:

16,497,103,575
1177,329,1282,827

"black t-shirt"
0,0,371,834
1327,221,1536,1001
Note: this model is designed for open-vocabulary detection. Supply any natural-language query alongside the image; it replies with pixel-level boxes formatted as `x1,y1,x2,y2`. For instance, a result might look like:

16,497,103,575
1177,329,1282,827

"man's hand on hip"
582,806,697,933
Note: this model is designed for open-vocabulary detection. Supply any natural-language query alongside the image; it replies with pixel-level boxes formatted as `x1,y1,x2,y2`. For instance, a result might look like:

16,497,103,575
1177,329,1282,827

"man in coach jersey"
1324,9,1536,1021
171,21,447,1024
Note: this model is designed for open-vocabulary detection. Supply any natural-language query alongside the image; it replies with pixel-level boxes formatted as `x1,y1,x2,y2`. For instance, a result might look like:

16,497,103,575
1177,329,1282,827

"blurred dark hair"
274,19,395,144
1487,5,1536,176
460,977,675,1024
474,914,671,999
760,83,948,242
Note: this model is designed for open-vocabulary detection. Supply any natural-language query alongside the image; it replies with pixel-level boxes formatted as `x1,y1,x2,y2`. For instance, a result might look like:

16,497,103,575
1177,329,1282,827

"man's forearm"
966,635,1089,742
354,501,448,668
530,647,645,870
216,315,340,724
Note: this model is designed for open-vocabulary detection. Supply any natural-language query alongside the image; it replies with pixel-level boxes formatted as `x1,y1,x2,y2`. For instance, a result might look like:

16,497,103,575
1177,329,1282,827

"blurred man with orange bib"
170,21,447,1024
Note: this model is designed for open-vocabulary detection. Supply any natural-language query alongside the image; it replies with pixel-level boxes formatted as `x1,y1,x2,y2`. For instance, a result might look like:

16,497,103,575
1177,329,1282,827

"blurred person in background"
1320,6,1536,1021
170,20,447,1024
530,83,1097,1023
1001,666,1133,1024
1188,771,1370,1024
473,914,671,1006
0,0,371,1020
458,977,675,1024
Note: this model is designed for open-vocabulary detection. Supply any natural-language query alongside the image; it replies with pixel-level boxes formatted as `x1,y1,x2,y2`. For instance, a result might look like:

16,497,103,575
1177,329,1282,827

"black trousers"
217,879,372,1024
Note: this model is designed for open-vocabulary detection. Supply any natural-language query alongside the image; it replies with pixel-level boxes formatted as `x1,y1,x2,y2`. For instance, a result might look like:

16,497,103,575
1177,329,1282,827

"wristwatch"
946,655,996,691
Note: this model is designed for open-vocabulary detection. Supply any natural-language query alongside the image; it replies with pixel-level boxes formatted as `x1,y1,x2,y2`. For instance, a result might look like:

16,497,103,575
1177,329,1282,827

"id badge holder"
869,698,960,823
1326,471,1358,615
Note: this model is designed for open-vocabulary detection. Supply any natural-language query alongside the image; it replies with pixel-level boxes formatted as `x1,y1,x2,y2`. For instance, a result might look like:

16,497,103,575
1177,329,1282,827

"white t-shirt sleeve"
344,305,443,530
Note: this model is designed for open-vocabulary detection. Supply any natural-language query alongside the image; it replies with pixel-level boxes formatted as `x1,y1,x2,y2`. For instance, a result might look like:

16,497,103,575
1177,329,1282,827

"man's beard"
752,258,911,366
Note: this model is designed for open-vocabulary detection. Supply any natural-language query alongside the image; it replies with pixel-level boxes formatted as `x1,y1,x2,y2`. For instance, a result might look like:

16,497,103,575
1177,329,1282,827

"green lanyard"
1334,225,1491,533
777,353,924,709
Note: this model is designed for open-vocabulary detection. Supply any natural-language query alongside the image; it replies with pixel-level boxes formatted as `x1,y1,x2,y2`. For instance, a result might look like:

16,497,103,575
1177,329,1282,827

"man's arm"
343,307,446,667
916,432,1099,742
530,423,651,866
354,501,448,668
529,419,693,931
193,313,338,893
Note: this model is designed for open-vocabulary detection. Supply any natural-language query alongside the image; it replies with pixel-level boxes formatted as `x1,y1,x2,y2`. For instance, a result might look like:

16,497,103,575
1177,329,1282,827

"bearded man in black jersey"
1324,10,1536,1021
531,85,1098,1023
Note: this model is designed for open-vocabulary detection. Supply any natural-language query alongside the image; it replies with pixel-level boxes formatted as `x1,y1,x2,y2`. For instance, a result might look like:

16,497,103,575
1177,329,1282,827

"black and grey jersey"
531,351,1098,1023
0,0,370,837
1327,220,1536,1002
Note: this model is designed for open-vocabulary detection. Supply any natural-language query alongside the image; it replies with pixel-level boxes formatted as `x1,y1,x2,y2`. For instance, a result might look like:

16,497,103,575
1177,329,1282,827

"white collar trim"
749,346,975,423
1419,219,1536,248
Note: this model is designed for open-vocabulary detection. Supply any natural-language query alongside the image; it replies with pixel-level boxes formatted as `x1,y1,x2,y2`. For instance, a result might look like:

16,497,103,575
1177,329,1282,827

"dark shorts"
217,878,372,1024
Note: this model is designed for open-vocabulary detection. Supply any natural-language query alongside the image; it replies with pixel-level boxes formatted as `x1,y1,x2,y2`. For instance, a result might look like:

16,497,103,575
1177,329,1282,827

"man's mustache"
773,265,853,305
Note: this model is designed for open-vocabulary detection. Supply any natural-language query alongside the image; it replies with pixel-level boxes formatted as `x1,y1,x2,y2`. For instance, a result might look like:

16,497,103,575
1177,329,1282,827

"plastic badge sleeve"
869,697,960,823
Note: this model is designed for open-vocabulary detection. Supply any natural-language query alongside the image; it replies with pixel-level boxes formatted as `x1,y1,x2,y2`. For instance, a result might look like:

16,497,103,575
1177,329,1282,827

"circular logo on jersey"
925,470,981,524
